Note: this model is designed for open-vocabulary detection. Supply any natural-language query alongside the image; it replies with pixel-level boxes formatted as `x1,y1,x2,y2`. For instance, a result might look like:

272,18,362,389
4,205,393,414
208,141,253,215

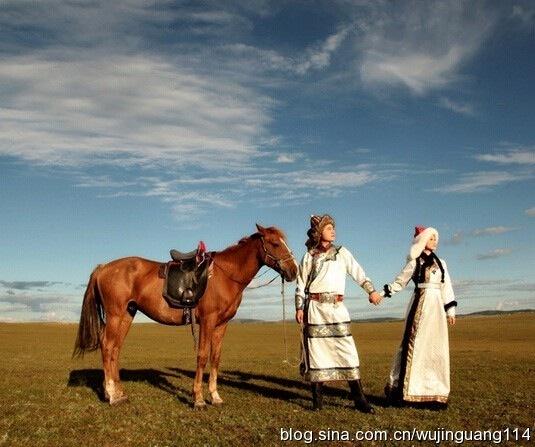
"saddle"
159,241,213,309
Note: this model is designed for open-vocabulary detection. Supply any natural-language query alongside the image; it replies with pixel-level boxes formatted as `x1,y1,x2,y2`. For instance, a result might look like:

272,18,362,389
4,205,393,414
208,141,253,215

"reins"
280,276,304,368
211,235,296,289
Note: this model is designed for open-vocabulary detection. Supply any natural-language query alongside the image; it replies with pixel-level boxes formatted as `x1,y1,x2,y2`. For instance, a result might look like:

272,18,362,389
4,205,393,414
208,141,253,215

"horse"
73,224,298,408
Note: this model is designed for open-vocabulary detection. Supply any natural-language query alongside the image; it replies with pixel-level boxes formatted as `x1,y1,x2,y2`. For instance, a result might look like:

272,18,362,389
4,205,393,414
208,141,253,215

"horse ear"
256,223,266,235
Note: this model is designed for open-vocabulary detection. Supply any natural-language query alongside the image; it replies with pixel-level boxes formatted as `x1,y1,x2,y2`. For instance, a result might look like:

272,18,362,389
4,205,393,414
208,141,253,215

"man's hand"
369,291,382,305
296,309,304,324
447,315,456,326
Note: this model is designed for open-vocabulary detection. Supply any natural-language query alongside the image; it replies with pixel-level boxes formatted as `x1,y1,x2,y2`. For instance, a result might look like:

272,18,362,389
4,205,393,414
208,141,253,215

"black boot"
311,382,323,410
349,380,375,414
384,384,403,407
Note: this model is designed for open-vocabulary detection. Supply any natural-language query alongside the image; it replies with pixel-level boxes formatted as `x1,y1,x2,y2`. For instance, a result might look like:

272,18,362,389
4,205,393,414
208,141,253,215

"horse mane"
221,227,286,254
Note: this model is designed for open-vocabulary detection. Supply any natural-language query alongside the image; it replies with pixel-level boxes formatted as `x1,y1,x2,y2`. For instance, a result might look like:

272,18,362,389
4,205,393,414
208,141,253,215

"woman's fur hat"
408,226,439,261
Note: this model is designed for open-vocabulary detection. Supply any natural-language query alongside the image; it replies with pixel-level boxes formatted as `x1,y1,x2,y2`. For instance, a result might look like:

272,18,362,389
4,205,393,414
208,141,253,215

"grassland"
1,313,534,446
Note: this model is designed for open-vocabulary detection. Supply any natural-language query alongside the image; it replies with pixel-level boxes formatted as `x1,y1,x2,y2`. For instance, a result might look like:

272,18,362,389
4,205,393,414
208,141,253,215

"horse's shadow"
68,367,388,409
67,368,191,404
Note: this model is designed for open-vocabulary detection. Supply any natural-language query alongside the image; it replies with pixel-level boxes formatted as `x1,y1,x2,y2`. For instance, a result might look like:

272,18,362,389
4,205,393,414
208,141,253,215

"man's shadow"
169,367,389,409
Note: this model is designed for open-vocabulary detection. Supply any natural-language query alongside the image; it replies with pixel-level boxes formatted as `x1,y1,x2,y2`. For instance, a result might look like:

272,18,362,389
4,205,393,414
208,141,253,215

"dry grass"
1,313,534,446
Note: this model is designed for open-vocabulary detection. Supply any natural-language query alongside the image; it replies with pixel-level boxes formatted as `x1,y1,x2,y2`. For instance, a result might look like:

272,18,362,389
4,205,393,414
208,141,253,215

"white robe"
385,255,456,403
295,245,374,382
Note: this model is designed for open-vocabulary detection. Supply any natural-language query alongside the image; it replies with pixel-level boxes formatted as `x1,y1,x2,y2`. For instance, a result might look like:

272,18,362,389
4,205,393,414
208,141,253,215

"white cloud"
439,97,475,116
446,231,464,245
511,4,535,27
495,300,520,311
356,1,496,95
361,47,464,95
275,153,301,163
476,248,513,260
223,26,350,77
0,53,274,169
295,27,350,75
475,150,535,165
526,207,535,217
348,148,371,155
434,171,532,193
471,226,519,236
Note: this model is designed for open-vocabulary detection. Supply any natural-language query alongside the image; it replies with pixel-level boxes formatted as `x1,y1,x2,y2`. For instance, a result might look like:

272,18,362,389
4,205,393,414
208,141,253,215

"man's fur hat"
305,214,335,250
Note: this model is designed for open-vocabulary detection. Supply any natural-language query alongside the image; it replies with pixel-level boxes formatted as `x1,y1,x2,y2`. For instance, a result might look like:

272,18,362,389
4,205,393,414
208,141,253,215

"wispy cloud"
79,165,391,220
526,207,535,217
0,281,62,290
434,171,531,193
0,53,273,169
452,278,513,295
475,149,535,165
445,231,464,245
511,4,535,27
355,1,496,95
295,27,350,75
222,25,350,77
476,248,513,260
471,226,519,236
439,97,475,116
275,153,302,163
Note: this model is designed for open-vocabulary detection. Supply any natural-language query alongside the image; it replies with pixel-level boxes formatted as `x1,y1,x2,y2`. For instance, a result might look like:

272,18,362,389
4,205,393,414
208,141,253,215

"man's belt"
308,293,344,304
417,283,442,290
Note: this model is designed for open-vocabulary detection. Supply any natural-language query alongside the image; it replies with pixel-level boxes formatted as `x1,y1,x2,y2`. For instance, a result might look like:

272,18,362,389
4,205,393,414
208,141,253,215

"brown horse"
73,224,298,408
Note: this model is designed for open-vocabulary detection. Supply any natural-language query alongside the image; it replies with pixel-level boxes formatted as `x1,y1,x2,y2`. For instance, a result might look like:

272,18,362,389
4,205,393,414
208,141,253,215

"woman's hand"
296,309,304,324
447,315,456,326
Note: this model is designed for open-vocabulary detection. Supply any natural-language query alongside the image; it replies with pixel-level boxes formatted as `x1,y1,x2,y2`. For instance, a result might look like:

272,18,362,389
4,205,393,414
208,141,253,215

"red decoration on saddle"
196,241,207,265
414,226,426,237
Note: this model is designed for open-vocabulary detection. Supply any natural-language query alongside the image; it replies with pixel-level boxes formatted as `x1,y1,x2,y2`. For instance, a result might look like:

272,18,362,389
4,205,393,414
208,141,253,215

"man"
295,214,381,413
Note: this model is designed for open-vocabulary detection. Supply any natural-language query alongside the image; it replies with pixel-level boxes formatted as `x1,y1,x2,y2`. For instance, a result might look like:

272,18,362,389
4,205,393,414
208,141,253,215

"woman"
295,214,381,413
382,226,457,409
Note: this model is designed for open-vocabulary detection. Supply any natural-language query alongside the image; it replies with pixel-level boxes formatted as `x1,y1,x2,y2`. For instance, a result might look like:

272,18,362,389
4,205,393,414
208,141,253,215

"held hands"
368,291,382,306
296,309,304,325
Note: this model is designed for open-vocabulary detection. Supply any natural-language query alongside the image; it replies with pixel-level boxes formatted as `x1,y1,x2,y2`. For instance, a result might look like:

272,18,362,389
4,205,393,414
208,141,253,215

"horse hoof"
193,401,207,410
211,399,224,407
109,395,128,406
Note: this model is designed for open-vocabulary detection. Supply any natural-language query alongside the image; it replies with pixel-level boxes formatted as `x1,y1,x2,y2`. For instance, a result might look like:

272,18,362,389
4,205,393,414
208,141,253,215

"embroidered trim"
404,395,449,403
307,322,352,338
361,280,376,294
403,292,425,399
385,385,448,403
307,320,351,326
306,367,360,382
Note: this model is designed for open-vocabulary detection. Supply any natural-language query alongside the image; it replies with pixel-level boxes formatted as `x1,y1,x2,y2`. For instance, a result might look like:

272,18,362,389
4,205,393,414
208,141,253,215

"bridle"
260,236,296,275
212,235,296,286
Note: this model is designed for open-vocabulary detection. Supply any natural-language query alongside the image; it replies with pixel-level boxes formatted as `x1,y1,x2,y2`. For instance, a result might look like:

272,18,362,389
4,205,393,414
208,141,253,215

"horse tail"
72,264,105,358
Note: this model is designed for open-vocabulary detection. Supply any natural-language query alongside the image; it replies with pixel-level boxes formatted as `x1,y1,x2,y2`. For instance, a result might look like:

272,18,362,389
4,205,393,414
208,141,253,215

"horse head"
255,224,298,282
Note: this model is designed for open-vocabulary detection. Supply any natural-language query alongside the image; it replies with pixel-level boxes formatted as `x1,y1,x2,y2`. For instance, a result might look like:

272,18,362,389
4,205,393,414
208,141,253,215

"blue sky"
0,0,534,322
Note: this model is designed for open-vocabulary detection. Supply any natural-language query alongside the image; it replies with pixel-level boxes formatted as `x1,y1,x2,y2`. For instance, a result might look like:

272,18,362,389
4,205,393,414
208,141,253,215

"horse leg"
192,321,213,410
101,313,133,405
208,323,228,406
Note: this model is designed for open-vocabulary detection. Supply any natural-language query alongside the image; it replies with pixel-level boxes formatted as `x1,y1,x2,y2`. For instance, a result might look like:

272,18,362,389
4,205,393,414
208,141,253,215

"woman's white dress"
384,254,457,403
